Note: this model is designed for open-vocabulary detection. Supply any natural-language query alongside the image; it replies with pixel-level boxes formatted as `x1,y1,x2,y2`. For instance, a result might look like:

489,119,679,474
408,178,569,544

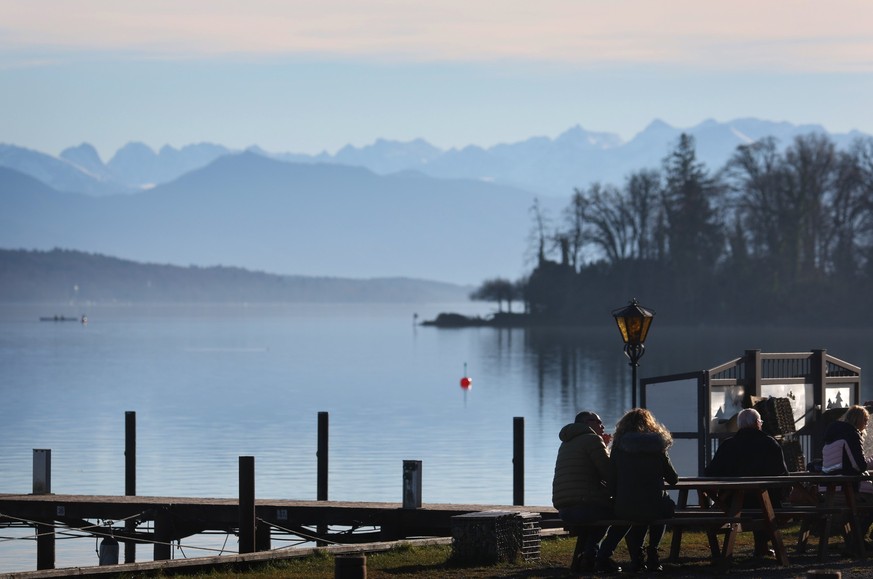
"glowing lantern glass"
612,298,654,346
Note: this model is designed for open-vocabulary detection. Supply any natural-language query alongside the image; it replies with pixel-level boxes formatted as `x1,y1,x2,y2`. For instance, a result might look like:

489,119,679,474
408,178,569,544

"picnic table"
668,473,869,566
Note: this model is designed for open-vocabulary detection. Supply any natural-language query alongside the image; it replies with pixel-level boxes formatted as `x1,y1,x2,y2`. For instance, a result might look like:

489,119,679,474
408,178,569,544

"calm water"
2,302,873,571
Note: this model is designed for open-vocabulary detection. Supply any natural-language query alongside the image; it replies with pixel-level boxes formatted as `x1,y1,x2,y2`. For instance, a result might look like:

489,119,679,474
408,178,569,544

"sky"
2,0,873,162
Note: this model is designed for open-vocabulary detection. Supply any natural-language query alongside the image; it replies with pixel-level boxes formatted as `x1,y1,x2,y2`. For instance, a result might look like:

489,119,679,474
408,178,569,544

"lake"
2,302,872,571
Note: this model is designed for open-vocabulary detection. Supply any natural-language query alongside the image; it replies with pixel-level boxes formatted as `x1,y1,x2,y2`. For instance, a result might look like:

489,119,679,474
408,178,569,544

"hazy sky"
3,0,872,161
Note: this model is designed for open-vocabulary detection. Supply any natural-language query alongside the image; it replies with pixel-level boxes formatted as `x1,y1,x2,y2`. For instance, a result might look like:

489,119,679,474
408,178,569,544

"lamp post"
611,298,655,408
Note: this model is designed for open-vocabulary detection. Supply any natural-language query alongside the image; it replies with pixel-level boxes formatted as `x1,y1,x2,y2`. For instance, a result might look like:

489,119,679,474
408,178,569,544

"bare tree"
470,277,517,312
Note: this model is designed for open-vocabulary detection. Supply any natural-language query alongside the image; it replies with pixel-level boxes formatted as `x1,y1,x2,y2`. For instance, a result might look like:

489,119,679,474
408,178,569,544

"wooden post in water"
317,411,328,501
36,520,55,570
153,510,172,561
255,520,271,551
124,411,136,563
239,456,256,554
316,412,329,545
32,449,51,494
33,449,55,569
513,417,524,506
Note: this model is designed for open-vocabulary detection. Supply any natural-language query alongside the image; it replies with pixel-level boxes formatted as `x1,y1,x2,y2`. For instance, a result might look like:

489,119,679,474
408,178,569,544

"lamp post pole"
624,343,645,408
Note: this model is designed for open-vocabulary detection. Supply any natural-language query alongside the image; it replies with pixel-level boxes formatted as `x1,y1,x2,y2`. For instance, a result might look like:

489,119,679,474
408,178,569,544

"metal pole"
631,363,638,408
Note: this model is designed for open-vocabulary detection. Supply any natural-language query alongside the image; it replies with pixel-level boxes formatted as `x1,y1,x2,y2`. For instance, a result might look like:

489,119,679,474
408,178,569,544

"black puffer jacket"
551,422,614,510
611,431,679,521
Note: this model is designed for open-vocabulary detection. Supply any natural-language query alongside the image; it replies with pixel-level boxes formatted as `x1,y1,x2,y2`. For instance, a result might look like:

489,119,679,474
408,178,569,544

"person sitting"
704,407,788,558
610,408,679,572
552,410,627,573
822,404,873,547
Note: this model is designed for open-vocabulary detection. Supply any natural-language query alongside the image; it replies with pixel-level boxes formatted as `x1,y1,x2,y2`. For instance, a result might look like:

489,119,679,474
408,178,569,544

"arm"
663,452,679,485
769,438,789,476
589,437,615,491
846,429,867,474
704,439,731,476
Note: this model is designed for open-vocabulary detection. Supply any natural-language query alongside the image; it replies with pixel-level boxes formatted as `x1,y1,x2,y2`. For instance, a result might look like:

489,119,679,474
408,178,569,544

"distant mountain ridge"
0,248,473,304
0,153,550,284
2,118,868,197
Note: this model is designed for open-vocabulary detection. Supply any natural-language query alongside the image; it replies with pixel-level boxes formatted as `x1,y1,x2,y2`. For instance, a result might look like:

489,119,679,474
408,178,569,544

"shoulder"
617,431,670,453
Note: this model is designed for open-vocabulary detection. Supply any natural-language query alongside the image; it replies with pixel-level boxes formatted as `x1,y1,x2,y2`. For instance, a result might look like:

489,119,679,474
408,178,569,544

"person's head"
840,405,870,432
575,410,604,435
613,408,672,447
737,408,762,430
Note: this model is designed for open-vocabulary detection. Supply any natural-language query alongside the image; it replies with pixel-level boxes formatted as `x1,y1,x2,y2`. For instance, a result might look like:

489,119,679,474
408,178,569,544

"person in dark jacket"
611,408,679,572
821,405,873,546
552,410,627,573
822,405,872,479
705,407,789,557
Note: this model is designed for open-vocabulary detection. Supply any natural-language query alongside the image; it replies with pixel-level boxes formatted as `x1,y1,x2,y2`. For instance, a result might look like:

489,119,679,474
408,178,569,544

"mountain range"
0,152,549,285
1,118,869,286
2,118,867,198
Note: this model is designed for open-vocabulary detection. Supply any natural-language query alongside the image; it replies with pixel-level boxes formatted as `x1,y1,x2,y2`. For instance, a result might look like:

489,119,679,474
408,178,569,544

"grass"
124,525,872,578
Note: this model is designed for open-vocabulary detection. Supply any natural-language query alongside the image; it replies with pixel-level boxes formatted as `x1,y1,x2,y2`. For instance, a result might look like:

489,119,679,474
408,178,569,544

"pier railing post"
239,456,256,554
153,510,172,561
32,449,51,494
317,411,328,501
36,520,55,570
124,411,136,563
513,417,524,506
402,460,422,509
316,412,329,545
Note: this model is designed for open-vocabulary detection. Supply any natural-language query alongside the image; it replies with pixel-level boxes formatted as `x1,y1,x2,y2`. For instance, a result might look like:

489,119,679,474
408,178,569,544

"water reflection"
1,303,872,572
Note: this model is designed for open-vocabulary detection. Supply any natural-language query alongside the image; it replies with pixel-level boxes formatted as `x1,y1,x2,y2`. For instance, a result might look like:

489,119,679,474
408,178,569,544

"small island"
421,311,530,328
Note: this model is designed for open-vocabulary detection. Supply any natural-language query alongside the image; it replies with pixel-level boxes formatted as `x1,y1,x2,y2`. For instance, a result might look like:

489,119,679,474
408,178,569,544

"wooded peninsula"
467,132,873,327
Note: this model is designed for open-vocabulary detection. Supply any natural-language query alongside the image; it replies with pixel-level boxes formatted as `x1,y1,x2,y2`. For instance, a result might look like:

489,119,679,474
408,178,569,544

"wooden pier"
0,492,556,572
1,411,546,572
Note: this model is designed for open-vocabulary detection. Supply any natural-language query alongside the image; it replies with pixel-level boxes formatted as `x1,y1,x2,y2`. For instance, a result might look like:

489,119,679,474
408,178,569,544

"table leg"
818,483,837,562
757,489,789,566
719,490,744,561
669,488,689,561
843,484,866,559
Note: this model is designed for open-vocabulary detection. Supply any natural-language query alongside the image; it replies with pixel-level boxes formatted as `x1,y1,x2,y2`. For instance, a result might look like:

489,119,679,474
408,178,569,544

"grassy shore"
138,525,868,578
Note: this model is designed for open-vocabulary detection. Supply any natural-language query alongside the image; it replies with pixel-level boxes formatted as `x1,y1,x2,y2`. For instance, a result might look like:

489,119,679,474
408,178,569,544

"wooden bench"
550,474,872,570
556,512,746,570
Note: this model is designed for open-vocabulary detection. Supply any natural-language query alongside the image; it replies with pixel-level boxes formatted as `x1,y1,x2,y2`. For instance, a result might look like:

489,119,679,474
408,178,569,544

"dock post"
124,411,136,563
316,412,328,545
36,520,55,570
239,456,256,553
32,449,51,494
153,510,172,560
402,460,422,509
317,411,328,501
256,520,271,551
513,417,524,506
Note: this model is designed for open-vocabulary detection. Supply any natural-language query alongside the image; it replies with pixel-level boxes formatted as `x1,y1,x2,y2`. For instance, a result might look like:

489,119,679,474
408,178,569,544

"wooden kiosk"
641,349,862,475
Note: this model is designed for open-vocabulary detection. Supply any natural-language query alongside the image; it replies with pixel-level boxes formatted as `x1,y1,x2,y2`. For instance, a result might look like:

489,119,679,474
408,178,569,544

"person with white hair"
704,407,789,558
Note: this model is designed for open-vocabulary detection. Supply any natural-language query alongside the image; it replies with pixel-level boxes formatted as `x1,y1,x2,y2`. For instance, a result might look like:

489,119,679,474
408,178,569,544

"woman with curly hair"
610,408,678,572
822,404,873,548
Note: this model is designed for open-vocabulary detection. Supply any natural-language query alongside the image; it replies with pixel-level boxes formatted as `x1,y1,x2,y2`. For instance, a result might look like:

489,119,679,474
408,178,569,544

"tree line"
471,132,873,326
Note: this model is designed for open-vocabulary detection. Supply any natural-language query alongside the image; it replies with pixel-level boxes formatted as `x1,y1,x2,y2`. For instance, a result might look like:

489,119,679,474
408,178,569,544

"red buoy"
460,376,472,390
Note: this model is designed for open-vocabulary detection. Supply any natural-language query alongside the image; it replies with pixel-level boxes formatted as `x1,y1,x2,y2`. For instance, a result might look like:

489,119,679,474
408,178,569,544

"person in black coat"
611,408,679,572
705,407,789,557
821,405,873,546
